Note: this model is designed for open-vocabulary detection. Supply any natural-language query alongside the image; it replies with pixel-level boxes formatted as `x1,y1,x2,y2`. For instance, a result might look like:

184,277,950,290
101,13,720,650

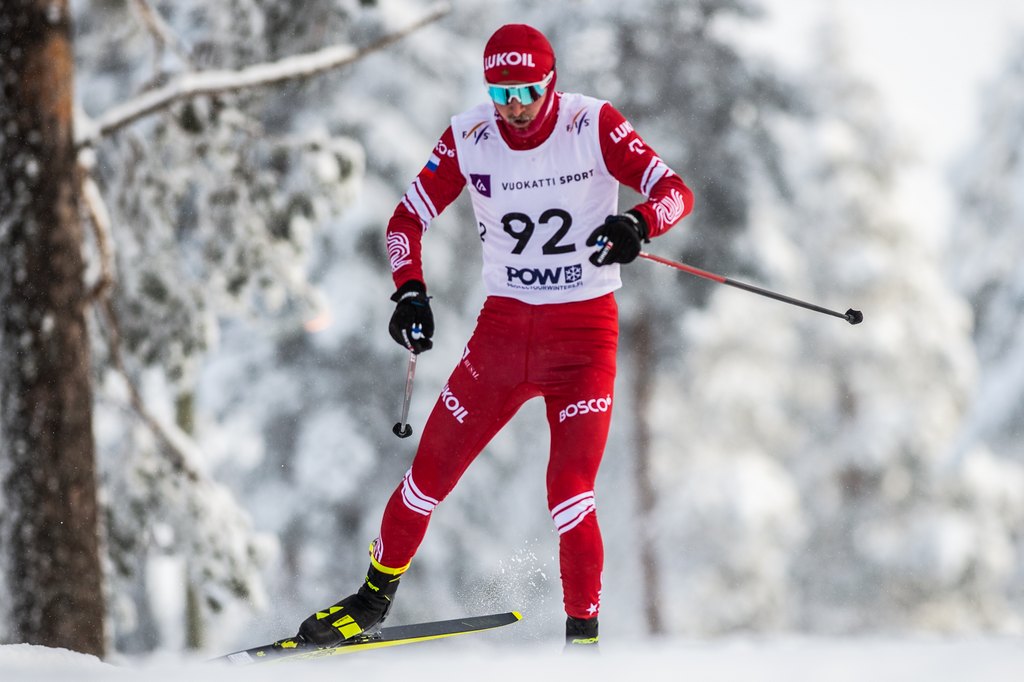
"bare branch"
77,2,451,147
130,0,195,69
79,154,116,303
80,157,202,482
93,293,203,482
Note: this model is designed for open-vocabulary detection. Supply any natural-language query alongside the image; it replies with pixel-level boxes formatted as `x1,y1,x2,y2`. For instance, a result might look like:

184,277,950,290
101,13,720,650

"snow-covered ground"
2,635,1023,681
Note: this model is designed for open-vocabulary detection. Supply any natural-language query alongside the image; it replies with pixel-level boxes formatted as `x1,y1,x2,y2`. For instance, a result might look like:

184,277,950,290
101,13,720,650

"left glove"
388,280,434,354
585,210,648,266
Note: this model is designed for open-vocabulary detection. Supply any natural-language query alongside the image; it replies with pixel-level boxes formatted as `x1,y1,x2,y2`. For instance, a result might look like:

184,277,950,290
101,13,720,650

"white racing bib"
452,93,621,304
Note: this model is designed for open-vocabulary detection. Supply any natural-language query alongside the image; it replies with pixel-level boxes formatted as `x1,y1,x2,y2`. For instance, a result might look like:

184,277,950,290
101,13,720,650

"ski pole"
393,351,417,438
638,251,863,325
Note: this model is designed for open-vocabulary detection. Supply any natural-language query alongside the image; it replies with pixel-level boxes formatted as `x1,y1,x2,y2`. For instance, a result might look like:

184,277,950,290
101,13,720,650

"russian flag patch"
424,153,441,173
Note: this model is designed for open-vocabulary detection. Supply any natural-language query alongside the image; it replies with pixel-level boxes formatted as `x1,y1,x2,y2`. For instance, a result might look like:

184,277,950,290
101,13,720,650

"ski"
216,611,522,665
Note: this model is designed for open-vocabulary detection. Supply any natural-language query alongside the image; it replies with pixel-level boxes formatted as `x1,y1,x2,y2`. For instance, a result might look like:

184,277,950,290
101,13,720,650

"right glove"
585,210,647,266
388,280,434,354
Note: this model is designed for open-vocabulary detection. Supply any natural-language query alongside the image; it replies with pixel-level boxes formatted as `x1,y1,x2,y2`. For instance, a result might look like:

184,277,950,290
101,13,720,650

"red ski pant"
374,293,619,619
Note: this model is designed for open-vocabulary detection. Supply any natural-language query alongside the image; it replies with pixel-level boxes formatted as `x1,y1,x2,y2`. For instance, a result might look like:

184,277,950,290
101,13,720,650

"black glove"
585,210,648,266
388,280,434,354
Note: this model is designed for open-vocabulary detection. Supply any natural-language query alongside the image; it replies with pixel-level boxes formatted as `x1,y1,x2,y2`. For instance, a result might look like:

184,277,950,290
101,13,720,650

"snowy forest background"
2,0,1024,660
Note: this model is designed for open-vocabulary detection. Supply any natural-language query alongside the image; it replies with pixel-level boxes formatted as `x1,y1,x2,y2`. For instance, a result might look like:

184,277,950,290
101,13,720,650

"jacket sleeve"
386,127,466,290
598,103,694,238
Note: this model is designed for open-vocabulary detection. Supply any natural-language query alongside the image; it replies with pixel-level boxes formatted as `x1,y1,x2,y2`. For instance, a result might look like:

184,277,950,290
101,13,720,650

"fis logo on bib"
505,264,583,290
463,121,491,145
567,109,590,135
559,394,613,423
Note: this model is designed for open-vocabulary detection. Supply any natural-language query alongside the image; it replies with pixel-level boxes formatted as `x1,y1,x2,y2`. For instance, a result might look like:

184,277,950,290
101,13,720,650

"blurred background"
1,0,1023,659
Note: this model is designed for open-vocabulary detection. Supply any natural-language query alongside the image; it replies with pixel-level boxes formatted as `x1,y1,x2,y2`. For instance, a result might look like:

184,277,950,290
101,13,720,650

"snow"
2,636,1024,681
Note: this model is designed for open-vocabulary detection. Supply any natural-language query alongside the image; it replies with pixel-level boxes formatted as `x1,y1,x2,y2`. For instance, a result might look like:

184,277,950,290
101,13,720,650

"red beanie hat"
483,24,555,84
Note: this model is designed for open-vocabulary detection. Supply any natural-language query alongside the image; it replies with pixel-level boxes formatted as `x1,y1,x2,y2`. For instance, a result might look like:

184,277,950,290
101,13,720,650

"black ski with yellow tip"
216,611,522,665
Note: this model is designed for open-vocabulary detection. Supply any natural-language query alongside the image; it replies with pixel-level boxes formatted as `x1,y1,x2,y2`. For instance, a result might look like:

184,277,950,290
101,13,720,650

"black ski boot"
298,563,404,647
564,615,599,650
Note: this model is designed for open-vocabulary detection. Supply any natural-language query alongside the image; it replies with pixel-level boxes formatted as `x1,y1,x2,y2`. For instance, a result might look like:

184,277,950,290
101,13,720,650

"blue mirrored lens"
488,84,545,105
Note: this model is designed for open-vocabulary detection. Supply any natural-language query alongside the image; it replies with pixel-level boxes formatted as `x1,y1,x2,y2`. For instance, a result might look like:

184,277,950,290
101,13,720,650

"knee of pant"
399,468,441,517
550,490,596,535
547,473,596,509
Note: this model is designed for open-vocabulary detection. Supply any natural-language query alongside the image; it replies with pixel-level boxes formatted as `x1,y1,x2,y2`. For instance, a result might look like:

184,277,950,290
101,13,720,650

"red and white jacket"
386,92,693,304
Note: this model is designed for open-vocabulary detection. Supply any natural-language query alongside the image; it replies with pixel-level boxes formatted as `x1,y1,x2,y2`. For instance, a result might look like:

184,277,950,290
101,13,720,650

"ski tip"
511,611,523,621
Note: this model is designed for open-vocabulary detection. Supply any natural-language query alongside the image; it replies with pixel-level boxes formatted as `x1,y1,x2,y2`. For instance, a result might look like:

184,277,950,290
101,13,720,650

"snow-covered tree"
776,36,990,627
653,19,1024,635
945,32,1024,626
3,0,449,655
947,37,1024,460
76,0,369,651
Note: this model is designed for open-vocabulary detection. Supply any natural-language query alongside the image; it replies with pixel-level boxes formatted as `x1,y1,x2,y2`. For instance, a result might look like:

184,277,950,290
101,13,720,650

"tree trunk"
0,0,107,657
629,312,664,634
176,391,205,651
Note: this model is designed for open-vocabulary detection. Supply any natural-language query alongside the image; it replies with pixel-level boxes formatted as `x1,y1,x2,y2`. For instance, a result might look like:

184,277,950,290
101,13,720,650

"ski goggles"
486,71,554,106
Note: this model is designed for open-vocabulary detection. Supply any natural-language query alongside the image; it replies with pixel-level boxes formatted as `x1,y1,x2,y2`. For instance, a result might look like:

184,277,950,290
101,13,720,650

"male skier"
298,23,694,648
